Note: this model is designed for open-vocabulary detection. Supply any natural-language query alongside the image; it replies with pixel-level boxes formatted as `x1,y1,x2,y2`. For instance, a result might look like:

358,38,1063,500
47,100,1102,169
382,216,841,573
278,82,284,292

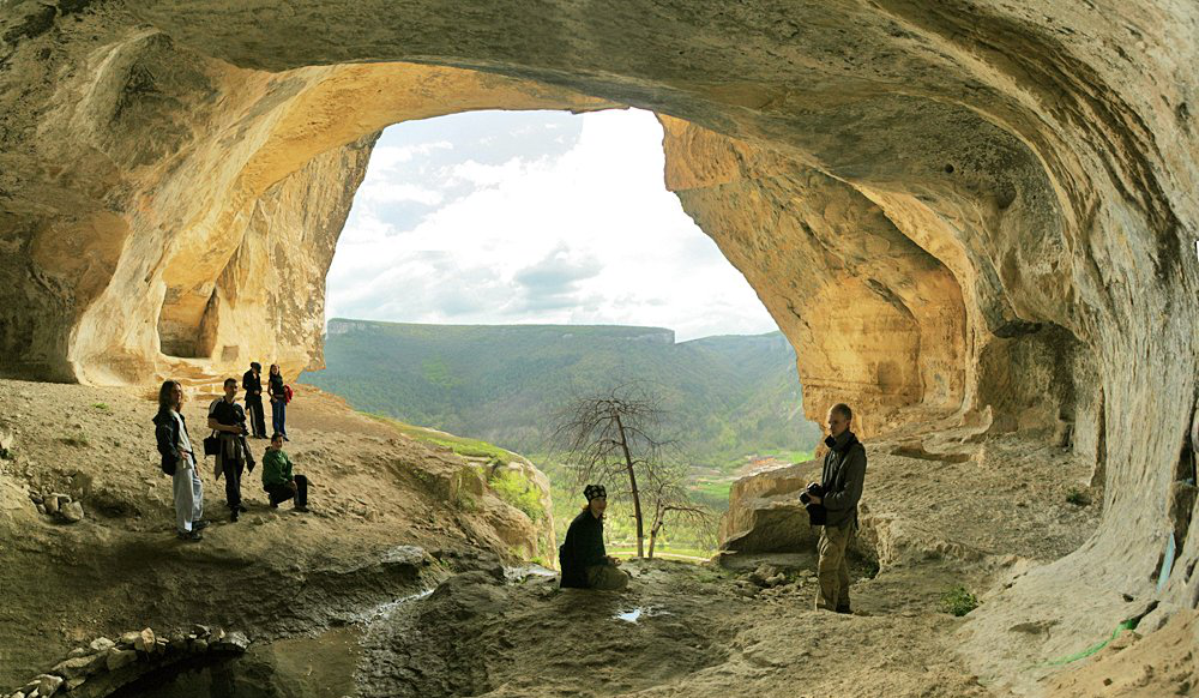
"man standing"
242,362,267,439
209,378,253,522
806,403,867,613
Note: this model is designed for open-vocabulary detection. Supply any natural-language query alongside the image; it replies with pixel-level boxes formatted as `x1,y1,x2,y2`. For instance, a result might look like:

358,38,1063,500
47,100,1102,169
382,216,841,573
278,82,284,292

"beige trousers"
815,524,852,611
586,564,630,591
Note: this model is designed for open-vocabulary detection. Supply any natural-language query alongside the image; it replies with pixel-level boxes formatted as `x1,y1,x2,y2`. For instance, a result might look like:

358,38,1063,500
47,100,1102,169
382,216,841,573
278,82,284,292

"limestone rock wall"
1,0,1197,680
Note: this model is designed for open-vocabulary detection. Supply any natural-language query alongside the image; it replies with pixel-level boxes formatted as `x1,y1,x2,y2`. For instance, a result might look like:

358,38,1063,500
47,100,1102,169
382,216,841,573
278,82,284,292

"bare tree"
554,385,670,558
644,463,714,559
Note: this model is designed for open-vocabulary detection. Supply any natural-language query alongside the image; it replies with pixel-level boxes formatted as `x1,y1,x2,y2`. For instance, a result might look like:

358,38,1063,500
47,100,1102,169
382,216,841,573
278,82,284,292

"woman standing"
268,363,289,441
153,380,207,541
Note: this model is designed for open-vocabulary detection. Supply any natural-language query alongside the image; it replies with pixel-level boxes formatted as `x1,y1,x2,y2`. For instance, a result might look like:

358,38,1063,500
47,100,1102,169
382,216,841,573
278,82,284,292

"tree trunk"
648,519,663,559
614,412,645,558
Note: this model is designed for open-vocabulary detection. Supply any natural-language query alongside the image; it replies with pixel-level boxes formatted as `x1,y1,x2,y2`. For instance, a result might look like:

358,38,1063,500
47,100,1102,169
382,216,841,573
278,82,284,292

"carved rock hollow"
0,0,1197,684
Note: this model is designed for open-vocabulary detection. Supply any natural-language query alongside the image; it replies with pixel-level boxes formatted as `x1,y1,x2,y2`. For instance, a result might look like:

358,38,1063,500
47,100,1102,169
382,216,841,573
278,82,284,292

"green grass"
367,413,516,461
92,402,110,411
940,585,980,616
692,479,733,500
490,469,545,522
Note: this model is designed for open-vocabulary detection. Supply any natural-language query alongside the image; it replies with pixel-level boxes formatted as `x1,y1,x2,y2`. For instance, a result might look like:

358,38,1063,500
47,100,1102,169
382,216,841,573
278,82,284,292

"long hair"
269,363,281,377
158,380,181,413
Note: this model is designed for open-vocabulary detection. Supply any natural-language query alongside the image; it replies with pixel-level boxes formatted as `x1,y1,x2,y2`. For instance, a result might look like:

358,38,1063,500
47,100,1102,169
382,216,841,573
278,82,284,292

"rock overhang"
0,0,1197,681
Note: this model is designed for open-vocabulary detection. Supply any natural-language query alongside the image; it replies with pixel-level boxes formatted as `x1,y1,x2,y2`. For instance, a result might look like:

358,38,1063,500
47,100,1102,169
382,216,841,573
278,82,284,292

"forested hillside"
303,319,821,470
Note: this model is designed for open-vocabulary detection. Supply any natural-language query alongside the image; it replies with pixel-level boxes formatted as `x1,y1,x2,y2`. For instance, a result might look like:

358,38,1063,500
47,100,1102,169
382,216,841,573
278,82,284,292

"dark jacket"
152,409,189,475
243,370,263,402
559,509,609,588
820,430,867,529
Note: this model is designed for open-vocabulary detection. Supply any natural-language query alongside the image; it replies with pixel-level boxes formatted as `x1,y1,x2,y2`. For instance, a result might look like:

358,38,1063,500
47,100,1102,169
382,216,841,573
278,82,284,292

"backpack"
283,385,293,404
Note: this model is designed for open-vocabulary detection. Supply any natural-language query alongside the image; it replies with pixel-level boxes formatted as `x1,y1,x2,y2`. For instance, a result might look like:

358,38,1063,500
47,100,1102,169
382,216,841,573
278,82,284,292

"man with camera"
208,377,256,522
803,403,867,613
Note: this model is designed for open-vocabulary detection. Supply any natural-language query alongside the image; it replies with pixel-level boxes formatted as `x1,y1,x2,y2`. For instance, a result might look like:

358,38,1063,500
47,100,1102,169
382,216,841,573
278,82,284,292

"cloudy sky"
325,108,779,341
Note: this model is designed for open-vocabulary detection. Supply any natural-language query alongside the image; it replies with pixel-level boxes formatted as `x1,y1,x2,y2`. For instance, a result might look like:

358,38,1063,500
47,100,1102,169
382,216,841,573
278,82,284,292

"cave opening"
301,106,826,555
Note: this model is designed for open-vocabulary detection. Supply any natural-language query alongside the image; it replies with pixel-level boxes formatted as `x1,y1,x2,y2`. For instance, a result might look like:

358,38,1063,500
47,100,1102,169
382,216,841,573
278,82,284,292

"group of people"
156,364,866,609
153,362,309,543
558,402,867,614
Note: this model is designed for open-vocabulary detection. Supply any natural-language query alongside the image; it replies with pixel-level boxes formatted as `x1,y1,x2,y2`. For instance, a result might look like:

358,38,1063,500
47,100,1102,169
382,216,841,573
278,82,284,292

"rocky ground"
0,378,546,690
1,379,1193,698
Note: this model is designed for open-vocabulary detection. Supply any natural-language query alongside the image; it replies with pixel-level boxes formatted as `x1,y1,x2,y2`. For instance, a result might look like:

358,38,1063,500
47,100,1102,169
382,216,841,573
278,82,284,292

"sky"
325,108,779,341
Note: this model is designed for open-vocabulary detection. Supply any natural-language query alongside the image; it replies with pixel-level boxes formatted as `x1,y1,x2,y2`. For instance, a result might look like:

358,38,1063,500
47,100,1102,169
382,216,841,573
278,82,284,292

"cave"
0,1,1197,696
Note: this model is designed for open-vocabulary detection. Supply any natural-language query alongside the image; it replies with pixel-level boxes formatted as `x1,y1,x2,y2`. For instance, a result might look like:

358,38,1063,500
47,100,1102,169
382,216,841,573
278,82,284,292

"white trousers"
172,458,204,533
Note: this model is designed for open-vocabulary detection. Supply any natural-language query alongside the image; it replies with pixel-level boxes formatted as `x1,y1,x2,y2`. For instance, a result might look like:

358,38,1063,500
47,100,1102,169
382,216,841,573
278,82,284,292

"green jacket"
262,449,294,489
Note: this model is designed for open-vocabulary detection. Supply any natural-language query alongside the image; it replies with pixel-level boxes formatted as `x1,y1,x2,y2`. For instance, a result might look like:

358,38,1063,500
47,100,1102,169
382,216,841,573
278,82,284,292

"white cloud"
326,109,778,341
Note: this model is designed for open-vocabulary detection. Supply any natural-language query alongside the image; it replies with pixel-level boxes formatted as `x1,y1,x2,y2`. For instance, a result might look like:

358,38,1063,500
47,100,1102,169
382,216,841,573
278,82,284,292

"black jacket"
820,431,867,529
152,409,189,475
559,509,609,588
243,370,263,401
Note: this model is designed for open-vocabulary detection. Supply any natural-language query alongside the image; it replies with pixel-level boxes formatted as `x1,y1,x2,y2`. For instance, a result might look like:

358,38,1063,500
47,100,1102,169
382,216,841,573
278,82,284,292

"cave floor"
2,378,1191,698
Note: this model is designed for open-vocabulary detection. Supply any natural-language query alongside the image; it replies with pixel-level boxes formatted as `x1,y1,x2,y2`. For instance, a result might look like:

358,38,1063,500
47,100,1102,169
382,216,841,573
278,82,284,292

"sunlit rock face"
1,0,1197,680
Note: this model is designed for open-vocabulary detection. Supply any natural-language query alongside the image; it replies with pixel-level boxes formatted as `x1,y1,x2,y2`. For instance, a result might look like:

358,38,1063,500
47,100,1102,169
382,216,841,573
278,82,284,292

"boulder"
133,628,155,654
88,637,115,653
719,461,821,554
36,675,62,697
210,631,250,653
106,649,137,672
59,501,84,523
50,655,100,680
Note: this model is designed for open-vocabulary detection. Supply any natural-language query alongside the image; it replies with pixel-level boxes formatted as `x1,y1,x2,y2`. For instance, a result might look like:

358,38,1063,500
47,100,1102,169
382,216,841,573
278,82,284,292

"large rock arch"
1,0,1196,681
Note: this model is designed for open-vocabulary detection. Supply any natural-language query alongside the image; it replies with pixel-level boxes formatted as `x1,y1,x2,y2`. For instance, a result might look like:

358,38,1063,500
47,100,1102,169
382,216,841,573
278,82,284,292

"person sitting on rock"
153,380,208,542
208,377,254,522
805,402,867,614
558,484,628,591
262,432,309,512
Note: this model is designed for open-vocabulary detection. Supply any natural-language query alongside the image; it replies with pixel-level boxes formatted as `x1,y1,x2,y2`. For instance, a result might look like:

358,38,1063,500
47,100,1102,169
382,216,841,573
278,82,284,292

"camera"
799,482,824,504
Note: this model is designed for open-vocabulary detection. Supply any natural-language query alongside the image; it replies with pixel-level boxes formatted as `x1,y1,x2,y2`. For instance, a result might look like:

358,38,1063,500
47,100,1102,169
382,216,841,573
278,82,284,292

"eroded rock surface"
1,1,1198,694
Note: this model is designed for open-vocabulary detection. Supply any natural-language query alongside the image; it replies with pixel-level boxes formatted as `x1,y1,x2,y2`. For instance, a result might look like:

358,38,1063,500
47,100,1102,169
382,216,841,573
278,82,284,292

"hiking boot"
238,504,248,513
230,510,239,523
270,501,279,509
177,530,203,542
294,504,309,513
192,520,210,532
835,605,852,615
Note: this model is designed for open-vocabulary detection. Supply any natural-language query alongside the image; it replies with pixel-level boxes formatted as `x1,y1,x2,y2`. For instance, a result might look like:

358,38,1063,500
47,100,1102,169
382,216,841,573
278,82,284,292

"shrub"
92,402,110,411
489,469,545,522
1065,488,1090,506
941,585,979,616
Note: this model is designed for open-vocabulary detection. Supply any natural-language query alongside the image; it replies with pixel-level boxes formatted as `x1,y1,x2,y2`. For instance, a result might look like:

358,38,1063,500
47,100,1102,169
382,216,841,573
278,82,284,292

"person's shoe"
270,501,279,509
282,435,290,442
294,504,309,512
177,530,203,542
230,510,239,523
238,504,249,513
835,605,852,615
192,520,210,532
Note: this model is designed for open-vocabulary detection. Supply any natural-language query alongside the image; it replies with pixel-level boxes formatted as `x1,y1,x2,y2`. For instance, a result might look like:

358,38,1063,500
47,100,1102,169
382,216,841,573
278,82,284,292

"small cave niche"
157,286,219,359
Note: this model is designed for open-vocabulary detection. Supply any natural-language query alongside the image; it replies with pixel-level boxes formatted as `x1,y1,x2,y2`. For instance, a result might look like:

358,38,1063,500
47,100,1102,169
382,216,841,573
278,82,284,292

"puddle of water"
504,564,557,583
108,627,363,698
616,607,643,623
